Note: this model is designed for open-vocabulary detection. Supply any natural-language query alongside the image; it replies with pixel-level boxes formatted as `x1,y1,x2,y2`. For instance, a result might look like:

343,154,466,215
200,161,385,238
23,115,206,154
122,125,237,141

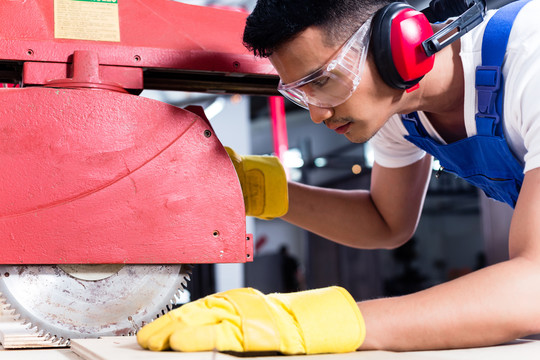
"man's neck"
401,36,466,143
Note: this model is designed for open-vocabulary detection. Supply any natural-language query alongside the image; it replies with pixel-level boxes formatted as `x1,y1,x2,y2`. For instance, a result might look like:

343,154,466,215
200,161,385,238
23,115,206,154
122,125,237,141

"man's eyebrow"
301,64,327,82
306,65,325,76
281,64,324,85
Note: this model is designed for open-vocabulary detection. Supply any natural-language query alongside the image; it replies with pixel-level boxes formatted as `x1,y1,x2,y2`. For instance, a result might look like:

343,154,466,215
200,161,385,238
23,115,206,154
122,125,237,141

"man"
137,0,540,353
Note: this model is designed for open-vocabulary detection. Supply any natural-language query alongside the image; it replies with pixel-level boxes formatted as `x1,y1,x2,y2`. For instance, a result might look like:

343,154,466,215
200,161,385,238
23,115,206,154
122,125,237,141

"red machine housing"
0,0,279,264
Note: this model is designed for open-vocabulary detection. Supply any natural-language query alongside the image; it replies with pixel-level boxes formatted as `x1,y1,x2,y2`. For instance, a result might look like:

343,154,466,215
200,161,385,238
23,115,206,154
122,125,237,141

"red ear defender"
372,3,435,90
391,8,434,84
372,1,485,90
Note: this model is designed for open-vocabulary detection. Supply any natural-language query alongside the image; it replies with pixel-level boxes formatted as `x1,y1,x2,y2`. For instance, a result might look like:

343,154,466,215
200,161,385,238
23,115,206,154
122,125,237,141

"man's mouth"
332,122,351,134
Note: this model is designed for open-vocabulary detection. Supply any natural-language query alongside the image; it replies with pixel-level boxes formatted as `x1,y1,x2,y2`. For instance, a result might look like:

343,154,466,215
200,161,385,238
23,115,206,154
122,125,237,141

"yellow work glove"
225,147,288,219
137,286,365,355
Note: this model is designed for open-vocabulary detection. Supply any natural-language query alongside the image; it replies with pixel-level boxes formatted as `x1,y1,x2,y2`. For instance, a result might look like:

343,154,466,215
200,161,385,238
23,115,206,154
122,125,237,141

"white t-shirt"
370,0,540,174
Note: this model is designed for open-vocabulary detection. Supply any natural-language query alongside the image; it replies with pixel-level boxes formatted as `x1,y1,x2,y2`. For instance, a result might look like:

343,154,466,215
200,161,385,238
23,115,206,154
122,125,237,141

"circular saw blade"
0,264,190,344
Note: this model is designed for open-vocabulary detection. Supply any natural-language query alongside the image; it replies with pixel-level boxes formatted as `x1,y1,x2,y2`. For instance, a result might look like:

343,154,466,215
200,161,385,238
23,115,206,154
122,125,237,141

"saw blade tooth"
4,306,15,314
43,333,53,341
28,324,40,333
127,315,139,332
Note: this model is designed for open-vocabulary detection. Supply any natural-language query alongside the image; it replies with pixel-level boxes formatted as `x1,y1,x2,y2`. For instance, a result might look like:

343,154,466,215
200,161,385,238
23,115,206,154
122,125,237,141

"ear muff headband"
371,2,435,90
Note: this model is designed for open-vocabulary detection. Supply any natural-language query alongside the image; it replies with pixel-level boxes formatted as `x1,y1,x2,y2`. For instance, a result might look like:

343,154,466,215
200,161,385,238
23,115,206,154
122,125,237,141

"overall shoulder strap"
401,112,428,137
475,0,532,136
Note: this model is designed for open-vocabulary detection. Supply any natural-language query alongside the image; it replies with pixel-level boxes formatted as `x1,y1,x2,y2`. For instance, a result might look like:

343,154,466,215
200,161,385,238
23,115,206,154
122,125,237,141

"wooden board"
0,345,80,360
71,337,243,360
69,336,540,360
70,337,413,360
0,304,66,349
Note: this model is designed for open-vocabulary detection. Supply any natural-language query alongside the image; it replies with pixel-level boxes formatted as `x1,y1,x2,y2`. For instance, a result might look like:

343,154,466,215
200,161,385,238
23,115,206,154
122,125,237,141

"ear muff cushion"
372,2,426,89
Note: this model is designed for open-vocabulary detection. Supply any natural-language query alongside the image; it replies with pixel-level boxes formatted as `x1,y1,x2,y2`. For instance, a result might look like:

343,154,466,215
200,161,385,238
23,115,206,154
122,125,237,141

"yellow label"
54,0,120,42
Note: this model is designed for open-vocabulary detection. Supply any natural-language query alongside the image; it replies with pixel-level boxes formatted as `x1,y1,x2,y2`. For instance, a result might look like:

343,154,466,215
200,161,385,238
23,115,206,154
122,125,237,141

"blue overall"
401,0,531,208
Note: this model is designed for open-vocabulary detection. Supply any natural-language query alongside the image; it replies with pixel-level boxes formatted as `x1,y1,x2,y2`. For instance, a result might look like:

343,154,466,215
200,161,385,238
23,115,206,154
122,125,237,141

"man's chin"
344,130,372,144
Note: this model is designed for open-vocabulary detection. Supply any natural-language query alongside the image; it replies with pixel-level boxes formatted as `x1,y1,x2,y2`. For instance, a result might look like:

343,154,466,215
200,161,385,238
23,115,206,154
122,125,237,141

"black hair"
243,0,394,57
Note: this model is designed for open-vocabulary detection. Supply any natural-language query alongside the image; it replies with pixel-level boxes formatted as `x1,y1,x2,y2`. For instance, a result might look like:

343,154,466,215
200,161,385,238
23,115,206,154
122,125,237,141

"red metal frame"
0,0,278,94
0,0,276,82
0,0,277,264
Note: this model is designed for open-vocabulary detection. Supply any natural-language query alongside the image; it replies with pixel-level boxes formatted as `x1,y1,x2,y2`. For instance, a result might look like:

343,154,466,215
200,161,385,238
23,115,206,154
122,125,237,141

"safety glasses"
277,15,373,110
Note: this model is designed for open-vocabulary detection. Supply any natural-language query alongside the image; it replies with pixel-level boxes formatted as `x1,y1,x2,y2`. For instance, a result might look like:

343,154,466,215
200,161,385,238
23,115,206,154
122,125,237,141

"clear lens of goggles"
278,16,372,110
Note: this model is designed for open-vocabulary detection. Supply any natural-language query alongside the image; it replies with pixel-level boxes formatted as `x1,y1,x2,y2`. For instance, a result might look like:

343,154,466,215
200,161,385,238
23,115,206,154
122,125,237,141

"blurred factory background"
144,0,517,302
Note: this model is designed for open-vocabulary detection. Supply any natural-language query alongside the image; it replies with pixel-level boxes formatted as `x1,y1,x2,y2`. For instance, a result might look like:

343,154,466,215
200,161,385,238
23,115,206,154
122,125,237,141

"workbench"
1,336,540,360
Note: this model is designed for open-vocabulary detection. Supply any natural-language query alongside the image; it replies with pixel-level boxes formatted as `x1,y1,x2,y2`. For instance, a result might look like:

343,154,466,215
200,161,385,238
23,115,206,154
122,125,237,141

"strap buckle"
475,65,501,122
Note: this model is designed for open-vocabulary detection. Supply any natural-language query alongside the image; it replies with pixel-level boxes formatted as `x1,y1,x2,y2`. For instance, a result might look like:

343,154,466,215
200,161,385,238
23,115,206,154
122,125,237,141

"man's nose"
307,104,333,124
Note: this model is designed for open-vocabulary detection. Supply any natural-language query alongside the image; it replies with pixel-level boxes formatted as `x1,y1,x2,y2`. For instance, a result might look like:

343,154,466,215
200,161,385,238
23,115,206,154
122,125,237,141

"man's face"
270,26,401,143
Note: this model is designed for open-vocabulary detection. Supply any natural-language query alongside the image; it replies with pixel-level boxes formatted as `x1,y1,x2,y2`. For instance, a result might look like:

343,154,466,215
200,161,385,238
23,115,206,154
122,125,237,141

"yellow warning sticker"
54,0,120,42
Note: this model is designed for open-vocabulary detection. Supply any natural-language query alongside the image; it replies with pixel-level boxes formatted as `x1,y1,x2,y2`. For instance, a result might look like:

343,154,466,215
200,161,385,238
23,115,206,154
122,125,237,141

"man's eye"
311,76,330,88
